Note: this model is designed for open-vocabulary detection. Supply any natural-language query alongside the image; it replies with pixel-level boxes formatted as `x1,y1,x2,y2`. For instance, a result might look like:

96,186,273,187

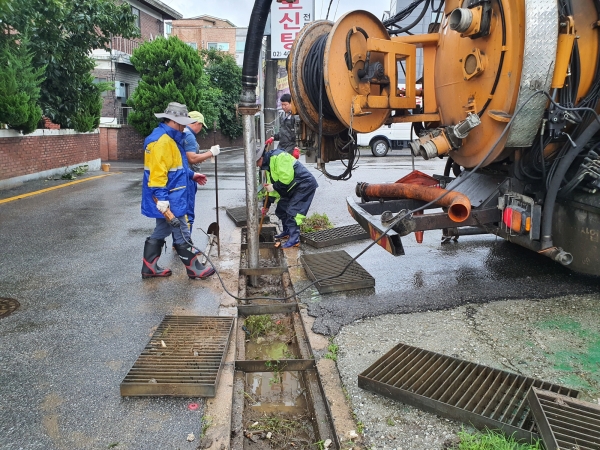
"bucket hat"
154,102,196,125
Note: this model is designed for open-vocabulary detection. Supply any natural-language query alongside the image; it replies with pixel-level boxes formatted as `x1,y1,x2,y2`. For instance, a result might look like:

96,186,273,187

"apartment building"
170,15,236,56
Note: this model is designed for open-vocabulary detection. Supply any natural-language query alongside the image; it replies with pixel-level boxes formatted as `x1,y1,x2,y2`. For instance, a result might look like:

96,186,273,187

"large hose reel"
288,10,418,136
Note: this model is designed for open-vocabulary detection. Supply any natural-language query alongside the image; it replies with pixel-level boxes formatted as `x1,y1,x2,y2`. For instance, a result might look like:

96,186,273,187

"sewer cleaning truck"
243,0,600,276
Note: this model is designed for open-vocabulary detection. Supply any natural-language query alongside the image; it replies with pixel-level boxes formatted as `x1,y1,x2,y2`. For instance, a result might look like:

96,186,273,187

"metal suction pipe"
357,183,472,223
449,8,473,33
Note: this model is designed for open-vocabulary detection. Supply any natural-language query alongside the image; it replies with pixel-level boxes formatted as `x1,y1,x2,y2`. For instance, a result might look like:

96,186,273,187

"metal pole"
242,114,259,286
258,38,266,147
213,120,220,257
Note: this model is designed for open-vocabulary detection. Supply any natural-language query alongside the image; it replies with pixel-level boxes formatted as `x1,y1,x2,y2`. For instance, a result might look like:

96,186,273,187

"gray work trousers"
149,217,191,246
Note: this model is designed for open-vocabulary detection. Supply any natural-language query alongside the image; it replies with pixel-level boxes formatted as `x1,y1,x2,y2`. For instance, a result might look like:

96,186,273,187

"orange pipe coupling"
360,183,471,222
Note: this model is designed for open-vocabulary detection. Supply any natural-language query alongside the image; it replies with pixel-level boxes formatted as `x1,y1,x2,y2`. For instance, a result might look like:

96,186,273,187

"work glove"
265,137,274,146
193,173,207,185
261,207,268,217
264,183,274,192
209,145,220,157
156,200,170,213
292,147,300,159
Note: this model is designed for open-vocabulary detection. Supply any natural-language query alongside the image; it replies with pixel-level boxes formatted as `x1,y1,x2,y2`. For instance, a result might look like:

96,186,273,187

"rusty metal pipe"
357,183,471,223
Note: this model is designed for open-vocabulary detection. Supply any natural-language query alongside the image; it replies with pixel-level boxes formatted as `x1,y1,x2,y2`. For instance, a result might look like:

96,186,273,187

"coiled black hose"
302,33,337,120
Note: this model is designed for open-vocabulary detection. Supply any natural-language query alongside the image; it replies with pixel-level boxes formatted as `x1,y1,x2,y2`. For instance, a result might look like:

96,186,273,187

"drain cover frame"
226,206,270,227
0,297,20,318
300,250,375,294
300,224,370,248
528,387,600,450
359,342,578,442
121,316,234,397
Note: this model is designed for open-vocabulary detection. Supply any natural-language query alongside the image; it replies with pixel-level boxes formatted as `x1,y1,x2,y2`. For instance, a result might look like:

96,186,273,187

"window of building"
165,21,172,35
131,6,140,29
187,42,198,50
235,41,245,52
207,42,229,51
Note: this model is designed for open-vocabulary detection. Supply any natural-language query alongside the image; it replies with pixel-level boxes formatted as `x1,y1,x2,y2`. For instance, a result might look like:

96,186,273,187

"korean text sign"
270,0,314,59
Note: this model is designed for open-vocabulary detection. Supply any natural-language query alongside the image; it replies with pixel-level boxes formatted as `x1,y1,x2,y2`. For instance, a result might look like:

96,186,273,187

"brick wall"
0,131,100,181
171,18,236,54
99,125,145,161
198,132,243,149
139,9,163,41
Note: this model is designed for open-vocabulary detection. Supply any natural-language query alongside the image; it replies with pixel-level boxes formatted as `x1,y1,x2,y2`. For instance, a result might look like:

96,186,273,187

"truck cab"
356,122,412,157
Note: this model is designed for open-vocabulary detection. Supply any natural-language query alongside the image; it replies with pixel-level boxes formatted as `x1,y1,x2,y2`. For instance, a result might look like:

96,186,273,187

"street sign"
270,0,314,59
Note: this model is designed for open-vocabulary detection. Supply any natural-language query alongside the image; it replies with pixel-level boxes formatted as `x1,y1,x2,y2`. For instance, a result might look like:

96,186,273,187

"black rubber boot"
142,238,172,279
174,243,216,279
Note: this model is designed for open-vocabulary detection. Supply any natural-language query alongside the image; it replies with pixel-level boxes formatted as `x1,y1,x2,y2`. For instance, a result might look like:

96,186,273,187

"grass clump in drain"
244,315,285,339
300,213,333,234
323,339,338,362
246,415,313,449
446,429,542,450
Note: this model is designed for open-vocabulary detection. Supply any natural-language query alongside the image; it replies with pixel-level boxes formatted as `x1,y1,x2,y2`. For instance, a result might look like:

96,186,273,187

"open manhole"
359,343,578,442
300,224,369,248
226,206,270,227
528,387,600,450
300,250,375,294
121,315,234,397
0,298,20,318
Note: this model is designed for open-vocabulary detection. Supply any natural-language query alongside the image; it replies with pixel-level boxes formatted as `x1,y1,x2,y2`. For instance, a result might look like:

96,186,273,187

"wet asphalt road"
1,147,598,449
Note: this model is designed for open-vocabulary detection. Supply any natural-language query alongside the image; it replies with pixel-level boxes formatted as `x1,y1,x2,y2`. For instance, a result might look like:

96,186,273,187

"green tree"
128,36,221,137
0,41,45,134
201,49,243,139
1,0,139,131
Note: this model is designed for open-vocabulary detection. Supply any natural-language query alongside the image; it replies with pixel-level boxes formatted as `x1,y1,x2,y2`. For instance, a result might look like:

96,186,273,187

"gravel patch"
335,294,600,450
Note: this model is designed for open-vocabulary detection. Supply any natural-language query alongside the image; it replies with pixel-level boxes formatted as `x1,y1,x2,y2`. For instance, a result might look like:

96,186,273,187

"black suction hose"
240,0,273,105
541,119,600,248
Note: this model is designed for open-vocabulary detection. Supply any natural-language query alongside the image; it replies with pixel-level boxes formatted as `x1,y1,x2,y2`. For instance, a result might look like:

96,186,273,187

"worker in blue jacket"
256,145,318,248
141,102,215,280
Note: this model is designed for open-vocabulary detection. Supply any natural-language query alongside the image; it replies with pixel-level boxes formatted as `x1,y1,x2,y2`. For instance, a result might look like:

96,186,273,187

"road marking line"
0,173,114,204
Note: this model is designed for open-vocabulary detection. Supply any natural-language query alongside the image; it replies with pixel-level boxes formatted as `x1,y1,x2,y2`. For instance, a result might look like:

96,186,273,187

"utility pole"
264,36,279,139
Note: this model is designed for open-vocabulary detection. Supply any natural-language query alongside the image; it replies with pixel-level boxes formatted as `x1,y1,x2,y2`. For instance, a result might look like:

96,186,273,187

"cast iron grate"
359,343,578,442
300,224,370,248
226,206,269,227
300,250,375,294
0,298,20,318
528,387,600,450
121,316,234,397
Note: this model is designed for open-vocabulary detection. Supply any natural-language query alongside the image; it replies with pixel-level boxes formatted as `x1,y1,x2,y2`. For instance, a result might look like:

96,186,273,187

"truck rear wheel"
371,139,389,157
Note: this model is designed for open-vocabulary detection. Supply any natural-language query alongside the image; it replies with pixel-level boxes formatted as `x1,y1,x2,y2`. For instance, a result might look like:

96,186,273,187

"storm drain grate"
121,316,234,397
358,343,578,442
226,206,269,227
300,224,370,248
528,387,600,450
300,250,375,294
0,297,20,318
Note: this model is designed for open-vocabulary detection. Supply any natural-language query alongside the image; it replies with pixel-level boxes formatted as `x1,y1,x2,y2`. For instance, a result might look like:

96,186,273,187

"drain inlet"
300,250,375,294
301,224,370,248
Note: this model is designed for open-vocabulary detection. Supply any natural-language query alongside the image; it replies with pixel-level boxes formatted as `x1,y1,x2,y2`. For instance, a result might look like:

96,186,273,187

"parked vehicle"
356,123,412,157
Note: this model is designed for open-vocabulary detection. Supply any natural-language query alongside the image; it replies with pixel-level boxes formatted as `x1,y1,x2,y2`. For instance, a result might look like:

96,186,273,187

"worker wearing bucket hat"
181,111,220,231
141,102,215,280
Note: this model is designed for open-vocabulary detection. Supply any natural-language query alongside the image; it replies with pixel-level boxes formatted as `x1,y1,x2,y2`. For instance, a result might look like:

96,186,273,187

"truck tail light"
502,206,531,234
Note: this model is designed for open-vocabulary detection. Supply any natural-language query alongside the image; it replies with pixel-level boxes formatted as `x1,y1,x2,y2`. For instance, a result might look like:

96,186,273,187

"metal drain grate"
121,316,234,397
226,206,269,227
300,250,375,294
359,343,578,442
0,298,20,318
301,224,370,248
528,387,600,450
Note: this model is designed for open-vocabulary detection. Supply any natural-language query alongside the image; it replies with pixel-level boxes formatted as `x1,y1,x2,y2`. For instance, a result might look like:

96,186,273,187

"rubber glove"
264,183,274,192
156,200,170,213
193,173,207,185
209,145,220,157
292,147,300,159
261,207,268,216
265,137,274,146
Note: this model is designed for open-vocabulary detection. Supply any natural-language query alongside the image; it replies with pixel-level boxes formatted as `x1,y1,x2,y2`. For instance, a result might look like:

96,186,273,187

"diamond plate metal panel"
300,250,375,294
226,206,269,227
300,224,370,248
506,0,558,147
